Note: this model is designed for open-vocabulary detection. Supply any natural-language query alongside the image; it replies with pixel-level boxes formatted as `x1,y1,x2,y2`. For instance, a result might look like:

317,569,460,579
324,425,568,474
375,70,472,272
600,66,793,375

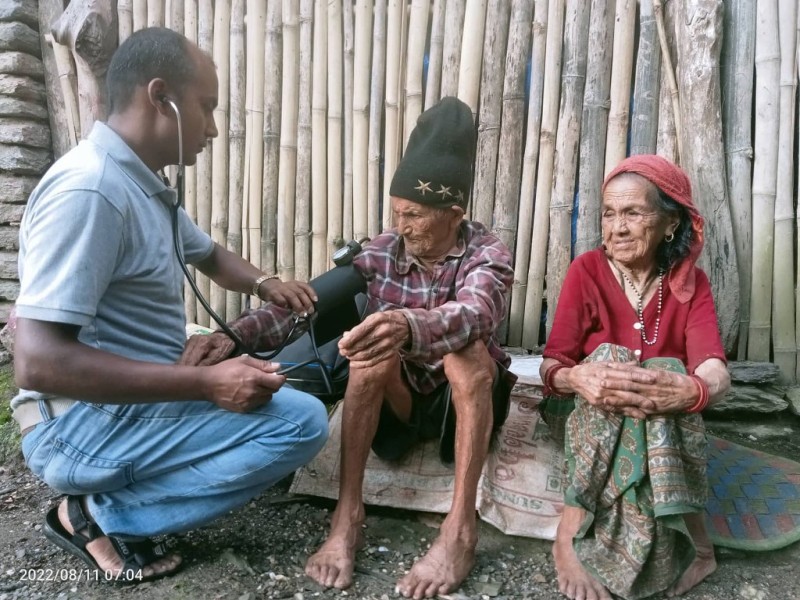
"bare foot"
305,518,365,589
396,526,477,599
552,537,611,600
666,545,716,597
57,499,182,578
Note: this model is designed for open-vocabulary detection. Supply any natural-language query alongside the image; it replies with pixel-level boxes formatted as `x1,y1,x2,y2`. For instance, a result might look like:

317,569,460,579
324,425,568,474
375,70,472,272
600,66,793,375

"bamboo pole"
294,0,313,282
226,0,246,321
261,0,279,276
47,36,80,148
545,0,590,336
492,0,534,254
604,0,635,174
772,0,797,380
118,0,132,43
353,0,373,242
311,0,328,277
441,0,467,98
278,0,300,281
721,0,756,359
193,0,213,325
675,0,739,353
472,0,511,227
328,0,344,260
183,0,198,324
147,0,165,27
654,0,682,161
343,0,354,242
168,0,184,33
796,4,800,380
521,0,565,349
368,0,387,238
457,0,487,118
574,0,614,257
403,0,431,148
507,0,548,347
749,1,780,361
382,0,404,230
133,0,146,32
656,49,678,161
210,0,230,318
630,0,660,155
425,0,447,109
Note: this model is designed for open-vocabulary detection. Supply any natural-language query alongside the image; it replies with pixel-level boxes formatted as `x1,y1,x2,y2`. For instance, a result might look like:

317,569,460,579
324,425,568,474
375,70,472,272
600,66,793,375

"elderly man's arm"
399,238,514,362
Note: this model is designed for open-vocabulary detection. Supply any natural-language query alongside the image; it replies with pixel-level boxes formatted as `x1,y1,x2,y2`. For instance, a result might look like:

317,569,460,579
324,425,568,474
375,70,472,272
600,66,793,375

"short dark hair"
647,183,694,271
106,27,196,114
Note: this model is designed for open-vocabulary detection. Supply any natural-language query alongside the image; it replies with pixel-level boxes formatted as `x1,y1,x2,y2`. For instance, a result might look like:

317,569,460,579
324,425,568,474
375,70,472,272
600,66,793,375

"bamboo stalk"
521,0,565,349
441,0,467,98
574,0,614,257
796,3,800,380
194,0,213,325
311,0,328,277
656,23,678,162
210,0,230,318
403,0,431,148
278,0,300,281
545,0,590,336
368,0,387,238
47,35,80,148
226,0,246,321
260,0,279,277
721,0,756,359
133,0,146,32
603,0,635,174
425,0,447,109
328,0,344,260
457,0,487,118
353,0,373,242
675,0,739,353
343,0,354,242
382,0,404,230
654,0,682,161
507,0,548,347
772,0,797,380
168,0,184,33
472,0,511,226
183,0,198,324
491,0,534,254
630,0,660,155
148,0,165,27
294,0,313,283
118,0,133,43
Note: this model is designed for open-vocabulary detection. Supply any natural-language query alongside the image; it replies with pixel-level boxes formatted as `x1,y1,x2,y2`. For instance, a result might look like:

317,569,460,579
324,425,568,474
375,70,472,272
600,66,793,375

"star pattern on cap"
436,184,452,198
414,180,433,195
455,190,465,203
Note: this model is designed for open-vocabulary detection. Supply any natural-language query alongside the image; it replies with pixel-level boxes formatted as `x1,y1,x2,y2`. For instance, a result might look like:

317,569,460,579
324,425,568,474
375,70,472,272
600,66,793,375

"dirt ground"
1,362,799,600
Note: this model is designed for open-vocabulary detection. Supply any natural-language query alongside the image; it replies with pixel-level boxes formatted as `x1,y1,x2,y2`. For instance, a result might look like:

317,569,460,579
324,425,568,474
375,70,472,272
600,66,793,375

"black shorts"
370,361,513,464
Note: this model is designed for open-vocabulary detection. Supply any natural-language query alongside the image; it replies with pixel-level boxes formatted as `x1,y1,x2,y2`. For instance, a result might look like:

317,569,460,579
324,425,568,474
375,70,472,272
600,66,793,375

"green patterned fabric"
540,343,707,600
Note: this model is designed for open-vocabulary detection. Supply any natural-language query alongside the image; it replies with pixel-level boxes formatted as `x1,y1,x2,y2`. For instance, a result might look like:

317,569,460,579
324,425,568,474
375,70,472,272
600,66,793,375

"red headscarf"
602,154,704,304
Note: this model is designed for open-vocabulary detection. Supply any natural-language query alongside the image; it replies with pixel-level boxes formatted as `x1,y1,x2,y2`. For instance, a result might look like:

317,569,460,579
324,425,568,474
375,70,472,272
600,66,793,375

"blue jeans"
21,388,328,539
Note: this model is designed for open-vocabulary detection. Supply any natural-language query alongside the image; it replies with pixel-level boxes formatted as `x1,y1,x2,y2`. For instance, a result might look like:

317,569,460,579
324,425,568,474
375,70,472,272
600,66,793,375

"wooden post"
353,0,373,242
133,0,146,32
382,0,404,230
327,0,344,261
367,0,387,238
403,0,431,148
294,0,313,282
183,0,198,324
147,0,165,27
425,0,447,109
311,0,328,277
118,0,132,43
630,0,661,155
440,0,467,98
654,0,682,161
457,0,487,118
604,0,636,174
260,0,278,276
343,0,354,242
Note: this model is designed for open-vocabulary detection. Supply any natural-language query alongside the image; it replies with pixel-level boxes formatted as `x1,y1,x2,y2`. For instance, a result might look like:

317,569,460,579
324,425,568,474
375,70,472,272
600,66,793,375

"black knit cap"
389,96,475,209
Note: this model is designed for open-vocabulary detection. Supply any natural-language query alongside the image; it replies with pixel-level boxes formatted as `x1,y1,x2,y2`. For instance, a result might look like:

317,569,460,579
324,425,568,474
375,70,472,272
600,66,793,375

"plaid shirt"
230,220,517,394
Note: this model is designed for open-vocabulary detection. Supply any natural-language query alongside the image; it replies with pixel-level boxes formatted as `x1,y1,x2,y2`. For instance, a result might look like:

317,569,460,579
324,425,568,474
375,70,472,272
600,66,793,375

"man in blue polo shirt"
11,27,328,582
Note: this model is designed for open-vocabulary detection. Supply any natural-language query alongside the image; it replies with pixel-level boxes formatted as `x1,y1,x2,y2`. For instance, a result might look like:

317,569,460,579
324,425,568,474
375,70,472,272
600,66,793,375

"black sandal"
43,496,182,584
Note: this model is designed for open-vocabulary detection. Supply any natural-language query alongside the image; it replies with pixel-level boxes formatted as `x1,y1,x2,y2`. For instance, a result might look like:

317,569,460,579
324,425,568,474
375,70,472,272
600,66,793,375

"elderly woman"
539,155,731,600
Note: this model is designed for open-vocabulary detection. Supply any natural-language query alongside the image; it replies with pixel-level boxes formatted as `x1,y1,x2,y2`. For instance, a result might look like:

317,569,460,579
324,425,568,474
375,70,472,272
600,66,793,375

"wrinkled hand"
338,311,409,368
600,367,698,416
567,361,658,419
260,279,318,315
179,332,237,366
202,355,285,412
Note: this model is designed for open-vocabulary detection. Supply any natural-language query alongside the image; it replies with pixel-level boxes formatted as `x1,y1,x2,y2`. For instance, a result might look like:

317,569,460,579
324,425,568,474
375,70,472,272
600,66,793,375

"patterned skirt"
539,343,708,600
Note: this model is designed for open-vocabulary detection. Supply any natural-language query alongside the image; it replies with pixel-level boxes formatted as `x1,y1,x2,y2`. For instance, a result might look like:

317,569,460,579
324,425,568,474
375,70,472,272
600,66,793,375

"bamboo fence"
37,0,800,382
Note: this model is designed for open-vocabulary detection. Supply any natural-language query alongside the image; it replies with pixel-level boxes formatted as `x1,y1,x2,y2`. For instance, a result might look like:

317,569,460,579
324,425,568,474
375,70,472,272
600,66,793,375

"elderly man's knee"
443,341,494,394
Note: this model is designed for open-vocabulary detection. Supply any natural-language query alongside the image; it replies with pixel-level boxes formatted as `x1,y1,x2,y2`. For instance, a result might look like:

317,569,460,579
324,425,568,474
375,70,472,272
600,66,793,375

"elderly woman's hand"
566,361,660,419
598,366,698,416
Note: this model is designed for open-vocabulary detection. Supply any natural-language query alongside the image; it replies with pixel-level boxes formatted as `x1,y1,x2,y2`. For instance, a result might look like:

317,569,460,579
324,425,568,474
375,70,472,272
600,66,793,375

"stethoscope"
161,97,331,386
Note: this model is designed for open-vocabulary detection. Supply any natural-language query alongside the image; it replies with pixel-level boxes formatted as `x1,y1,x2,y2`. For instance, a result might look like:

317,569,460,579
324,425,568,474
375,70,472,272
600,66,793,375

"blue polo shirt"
15,122,213,375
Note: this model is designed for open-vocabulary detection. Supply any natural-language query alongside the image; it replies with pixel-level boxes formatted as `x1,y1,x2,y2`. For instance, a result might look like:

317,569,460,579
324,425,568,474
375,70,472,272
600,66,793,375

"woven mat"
706,435,800,551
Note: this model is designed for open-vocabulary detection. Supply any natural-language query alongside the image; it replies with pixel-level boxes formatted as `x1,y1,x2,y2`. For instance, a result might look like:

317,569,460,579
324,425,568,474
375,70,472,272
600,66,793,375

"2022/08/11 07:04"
19,567,144,582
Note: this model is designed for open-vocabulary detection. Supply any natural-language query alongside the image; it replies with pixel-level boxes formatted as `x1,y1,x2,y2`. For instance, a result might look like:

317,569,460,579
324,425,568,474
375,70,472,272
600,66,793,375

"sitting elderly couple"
12,28,727,600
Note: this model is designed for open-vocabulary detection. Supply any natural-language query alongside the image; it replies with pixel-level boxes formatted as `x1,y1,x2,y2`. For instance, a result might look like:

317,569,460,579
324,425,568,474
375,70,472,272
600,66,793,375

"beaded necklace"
619,268,664,346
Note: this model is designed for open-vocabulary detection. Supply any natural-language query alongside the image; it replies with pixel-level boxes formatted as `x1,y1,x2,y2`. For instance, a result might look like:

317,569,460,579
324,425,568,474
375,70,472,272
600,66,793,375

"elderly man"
187,96,517,598
12,27,327,582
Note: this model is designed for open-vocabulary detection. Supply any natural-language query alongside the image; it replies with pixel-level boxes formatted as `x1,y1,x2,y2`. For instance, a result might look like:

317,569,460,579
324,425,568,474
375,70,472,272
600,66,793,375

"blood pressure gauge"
332,239,368,266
